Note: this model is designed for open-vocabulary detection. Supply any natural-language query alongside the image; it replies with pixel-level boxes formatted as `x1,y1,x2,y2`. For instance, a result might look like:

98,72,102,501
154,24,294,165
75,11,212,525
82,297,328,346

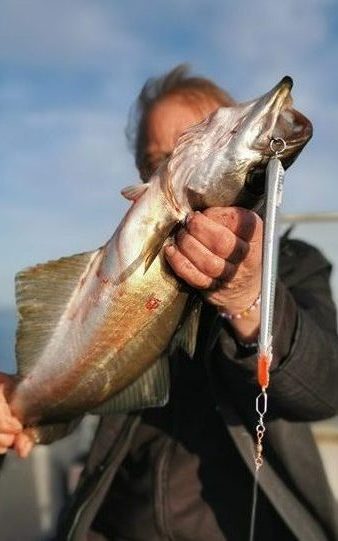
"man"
1,65,338,540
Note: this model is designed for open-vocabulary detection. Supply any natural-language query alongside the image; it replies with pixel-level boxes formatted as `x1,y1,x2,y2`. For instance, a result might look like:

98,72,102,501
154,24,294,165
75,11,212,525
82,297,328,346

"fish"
0,76,312,443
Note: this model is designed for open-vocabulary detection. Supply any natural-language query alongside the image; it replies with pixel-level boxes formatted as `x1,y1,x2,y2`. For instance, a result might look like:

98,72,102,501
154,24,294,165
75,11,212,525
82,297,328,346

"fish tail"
14,249,97,376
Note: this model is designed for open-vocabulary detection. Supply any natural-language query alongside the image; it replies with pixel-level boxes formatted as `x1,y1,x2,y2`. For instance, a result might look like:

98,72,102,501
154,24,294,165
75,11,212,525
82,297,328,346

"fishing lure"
248,139,287,541
255,138,286,470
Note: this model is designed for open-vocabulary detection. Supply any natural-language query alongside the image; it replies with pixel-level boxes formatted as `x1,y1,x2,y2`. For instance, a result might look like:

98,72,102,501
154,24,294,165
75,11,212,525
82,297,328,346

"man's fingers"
0,384,12,420
175,230,229,278
0,383,34,458
186,212,249,263
0,433,15,449
165,244,214,289
0,416,22,434
202,207,262,242
14,433,34,459
0,384,23,433
0,384,9,405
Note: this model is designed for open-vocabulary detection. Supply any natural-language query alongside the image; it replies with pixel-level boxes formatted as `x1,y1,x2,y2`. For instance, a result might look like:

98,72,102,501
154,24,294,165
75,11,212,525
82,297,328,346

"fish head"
236,75,313,199
170,76,312,210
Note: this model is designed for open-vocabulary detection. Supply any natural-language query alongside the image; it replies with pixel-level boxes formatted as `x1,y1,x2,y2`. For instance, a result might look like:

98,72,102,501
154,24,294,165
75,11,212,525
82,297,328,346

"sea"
0,308,16,373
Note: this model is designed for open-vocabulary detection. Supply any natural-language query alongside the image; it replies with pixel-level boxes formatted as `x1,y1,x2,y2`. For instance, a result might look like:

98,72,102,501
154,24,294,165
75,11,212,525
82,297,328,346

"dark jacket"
58,238,338,541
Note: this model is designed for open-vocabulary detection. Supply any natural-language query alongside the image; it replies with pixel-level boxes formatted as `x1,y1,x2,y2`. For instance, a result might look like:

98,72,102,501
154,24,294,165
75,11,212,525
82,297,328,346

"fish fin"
143,236,166,273
169,295,203,359
121,183,150,201
90,354,170,415
143,222,178,273
24,418,82,445
15,249,98,376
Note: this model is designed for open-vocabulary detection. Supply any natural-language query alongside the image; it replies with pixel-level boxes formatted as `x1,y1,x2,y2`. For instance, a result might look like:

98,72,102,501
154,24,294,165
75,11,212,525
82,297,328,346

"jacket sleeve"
211,238,338,422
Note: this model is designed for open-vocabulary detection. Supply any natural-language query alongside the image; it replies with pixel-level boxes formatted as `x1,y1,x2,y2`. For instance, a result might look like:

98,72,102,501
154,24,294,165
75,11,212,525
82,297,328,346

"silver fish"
1,76,312,442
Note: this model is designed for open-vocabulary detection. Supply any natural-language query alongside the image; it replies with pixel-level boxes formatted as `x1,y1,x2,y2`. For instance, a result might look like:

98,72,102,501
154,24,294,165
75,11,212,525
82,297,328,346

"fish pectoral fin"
90,354,170,415
142,222,177,273
121,183,150,202
143,236,166,273
15,249,99,376
169,294,203,359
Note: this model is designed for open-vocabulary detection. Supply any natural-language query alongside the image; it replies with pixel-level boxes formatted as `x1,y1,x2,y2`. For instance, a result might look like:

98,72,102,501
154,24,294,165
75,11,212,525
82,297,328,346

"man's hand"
164,207,263,342
0,384,34,458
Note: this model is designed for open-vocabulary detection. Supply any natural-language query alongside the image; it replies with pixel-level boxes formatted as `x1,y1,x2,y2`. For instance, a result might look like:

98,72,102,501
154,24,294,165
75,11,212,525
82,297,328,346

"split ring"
270,137,286,155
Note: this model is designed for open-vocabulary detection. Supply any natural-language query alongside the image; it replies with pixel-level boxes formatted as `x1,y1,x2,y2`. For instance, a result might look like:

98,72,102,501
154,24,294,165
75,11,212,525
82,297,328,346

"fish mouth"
272,107,313,168
248,76,294,138
264,75,294,119
244,76,312,196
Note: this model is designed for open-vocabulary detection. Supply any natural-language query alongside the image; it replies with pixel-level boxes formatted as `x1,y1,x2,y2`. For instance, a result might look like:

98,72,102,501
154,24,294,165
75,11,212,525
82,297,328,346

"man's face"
139,92,222,181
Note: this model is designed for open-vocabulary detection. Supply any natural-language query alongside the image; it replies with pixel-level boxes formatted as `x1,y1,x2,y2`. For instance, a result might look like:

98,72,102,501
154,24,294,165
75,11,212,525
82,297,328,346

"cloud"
206,0,337,113
214,0,330,60
0,104,136,306
0,0,146,70
1,107,134,227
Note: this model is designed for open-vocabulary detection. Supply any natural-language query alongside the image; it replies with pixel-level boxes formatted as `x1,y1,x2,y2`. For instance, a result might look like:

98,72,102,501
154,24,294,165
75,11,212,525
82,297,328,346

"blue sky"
1,0,338,316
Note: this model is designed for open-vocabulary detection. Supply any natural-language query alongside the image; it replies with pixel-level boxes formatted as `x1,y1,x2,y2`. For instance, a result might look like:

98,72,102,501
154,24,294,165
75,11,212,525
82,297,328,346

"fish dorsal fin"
90,354,170,415
15,249,99,376
121,183,149,201
169,295,203,359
